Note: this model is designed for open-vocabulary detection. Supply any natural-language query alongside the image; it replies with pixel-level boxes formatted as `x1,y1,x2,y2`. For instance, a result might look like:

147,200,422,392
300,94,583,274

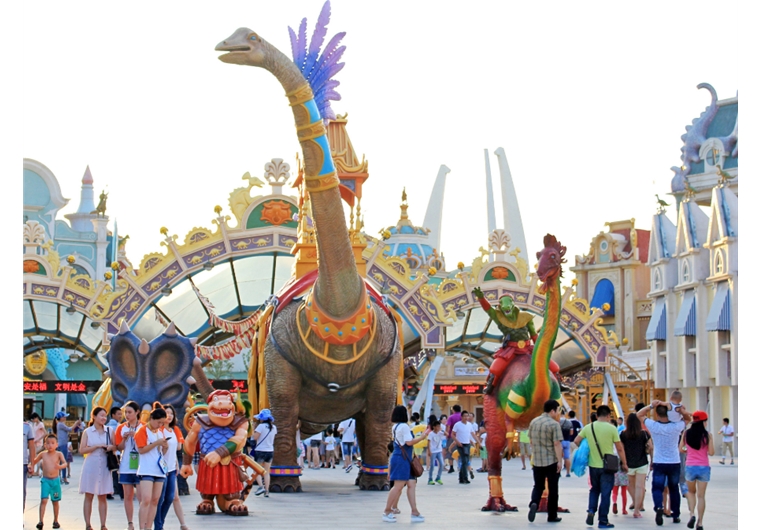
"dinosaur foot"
224,501,248,516
481,496,518,512
269,475,303,493
195,500,215,515
357,470,390,491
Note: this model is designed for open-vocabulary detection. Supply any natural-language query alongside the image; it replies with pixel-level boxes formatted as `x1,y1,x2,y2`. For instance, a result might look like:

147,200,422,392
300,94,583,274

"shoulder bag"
590,423,619,473
105,428,120,472
394,425,423,478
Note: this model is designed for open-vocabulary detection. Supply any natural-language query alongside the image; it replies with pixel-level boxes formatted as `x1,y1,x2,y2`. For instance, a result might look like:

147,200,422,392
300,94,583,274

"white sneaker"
382,513,397,523
411,514,425,523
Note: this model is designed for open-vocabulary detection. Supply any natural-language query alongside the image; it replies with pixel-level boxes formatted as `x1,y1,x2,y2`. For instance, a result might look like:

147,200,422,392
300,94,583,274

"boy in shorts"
33,433,67,529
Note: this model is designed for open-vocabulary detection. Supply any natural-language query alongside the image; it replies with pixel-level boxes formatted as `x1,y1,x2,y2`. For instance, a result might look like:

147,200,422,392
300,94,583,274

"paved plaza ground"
23,455,738,529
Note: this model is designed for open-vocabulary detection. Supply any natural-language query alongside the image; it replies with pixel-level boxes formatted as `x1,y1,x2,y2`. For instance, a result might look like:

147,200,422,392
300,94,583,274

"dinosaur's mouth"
210,407,232,418
217,45,250,53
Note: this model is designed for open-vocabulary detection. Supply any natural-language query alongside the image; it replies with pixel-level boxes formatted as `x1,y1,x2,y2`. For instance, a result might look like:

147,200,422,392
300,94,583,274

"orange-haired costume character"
180,390,250,515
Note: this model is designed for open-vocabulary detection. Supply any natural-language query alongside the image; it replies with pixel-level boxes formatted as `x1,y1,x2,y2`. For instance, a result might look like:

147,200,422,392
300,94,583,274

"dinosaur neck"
529,275,561,401
265,43,363,318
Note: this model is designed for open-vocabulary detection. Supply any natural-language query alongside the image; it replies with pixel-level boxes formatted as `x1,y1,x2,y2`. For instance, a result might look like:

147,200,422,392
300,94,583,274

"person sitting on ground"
34,433,67,530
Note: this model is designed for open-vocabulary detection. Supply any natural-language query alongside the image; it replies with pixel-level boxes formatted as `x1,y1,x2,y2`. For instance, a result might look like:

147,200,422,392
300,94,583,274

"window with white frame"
701,139,725,169
653,269,662,291
682,261,691,283
715,249,725,276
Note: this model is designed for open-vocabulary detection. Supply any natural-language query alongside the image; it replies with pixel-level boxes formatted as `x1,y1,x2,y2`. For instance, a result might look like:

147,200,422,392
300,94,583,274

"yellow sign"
24,351,48,376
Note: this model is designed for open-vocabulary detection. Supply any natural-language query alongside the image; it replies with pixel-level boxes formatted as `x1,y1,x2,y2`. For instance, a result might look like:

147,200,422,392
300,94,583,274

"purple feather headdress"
288,1,346,123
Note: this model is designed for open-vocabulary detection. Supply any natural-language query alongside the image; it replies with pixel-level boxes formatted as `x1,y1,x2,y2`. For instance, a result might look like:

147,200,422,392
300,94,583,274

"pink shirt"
685,442,709,466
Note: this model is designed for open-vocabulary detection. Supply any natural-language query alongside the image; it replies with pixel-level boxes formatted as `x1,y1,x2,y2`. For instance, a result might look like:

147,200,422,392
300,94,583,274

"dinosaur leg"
265,337,303,493
356,357,398,492
482,394,517,512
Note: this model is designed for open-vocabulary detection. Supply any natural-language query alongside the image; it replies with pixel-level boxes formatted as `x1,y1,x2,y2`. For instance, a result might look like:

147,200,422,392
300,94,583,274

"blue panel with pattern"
199,424,235,453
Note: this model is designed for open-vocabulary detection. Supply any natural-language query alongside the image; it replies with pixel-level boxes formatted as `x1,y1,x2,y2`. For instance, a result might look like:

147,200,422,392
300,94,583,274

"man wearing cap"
637,400,692,525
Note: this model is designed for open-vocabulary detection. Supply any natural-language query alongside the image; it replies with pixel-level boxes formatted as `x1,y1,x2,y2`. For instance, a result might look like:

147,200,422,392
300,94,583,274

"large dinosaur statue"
481,234,565,512
215,2,401,492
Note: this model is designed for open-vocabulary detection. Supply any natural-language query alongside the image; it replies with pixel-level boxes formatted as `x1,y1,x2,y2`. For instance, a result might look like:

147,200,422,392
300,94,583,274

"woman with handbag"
114,401,143,530
134,404,169,530
383,405,431,524
79,407,116,530
252,409,277,497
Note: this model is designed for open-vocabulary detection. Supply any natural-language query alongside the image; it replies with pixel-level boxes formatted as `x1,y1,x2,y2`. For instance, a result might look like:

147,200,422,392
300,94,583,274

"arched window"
590,279,615,315
715,249,725,275
682,260,691,283
653,269,662,291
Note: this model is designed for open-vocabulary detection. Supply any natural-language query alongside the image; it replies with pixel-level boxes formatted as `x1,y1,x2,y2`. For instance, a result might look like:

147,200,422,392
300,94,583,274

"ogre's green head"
499,295,519,320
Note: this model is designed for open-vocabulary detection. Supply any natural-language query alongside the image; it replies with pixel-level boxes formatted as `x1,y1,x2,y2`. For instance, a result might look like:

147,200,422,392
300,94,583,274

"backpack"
560,418,573,441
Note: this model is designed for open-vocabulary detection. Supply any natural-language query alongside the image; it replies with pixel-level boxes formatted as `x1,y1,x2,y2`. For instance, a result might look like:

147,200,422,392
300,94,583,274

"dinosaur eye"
249,35,257,41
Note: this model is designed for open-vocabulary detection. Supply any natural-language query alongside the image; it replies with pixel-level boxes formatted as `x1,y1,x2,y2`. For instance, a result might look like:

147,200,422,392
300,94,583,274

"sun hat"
692,410,708,422
254,408,275,422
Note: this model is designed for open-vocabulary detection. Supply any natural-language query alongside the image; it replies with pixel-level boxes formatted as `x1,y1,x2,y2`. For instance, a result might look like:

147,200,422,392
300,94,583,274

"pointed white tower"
65,166,97,232
422,165,450,254
484,149,497,235
494,147,529,265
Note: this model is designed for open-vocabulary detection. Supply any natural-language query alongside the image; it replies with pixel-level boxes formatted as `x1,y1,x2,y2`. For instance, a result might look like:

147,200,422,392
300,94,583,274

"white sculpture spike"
484,149,497,236
103,370,111,377
422,165,451,255
165,322,178,337
186,376,196,385
119,319,130,335
193,356,202,367
189,337,198,347
494,147,529,266
138,338,150,355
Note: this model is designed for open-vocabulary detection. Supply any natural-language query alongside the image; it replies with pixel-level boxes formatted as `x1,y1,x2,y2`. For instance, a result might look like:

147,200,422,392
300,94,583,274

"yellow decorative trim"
285,84,314,107
304,172,340,192
505,406,522,419
296,121,327,141
488,475,504,498
295,303,376,365
507,389,526,407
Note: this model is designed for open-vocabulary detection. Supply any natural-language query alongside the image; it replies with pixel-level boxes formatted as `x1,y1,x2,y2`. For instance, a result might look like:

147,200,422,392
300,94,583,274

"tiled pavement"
22,455,738,529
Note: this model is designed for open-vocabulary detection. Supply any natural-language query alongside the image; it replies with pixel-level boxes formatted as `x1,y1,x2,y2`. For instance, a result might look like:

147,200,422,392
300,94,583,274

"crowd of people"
22,392,736,529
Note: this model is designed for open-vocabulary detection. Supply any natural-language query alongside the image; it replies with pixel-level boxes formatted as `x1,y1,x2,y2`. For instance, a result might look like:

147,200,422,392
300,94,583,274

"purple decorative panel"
183,242,227,267
230,236,274,252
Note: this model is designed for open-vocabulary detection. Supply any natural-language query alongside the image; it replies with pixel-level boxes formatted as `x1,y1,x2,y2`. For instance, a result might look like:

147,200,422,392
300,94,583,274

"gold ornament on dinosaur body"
285,84,314,107
296,120,328,142
296,302,377,365
302,289,375,346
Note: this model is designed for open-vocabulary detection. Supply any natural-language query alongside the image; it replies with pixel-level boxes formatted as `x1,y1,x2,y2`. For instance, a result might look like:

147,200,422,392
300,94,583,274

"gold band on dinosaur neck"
304,171,340,192
296,120,328,142
285,84,314,107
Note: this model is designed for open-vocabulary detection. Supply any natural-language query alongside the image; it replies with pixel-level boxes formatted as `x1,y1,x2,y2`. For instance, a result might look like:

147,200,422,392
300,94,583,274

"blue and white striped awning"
646,297,667,341
674,290,696,336
706,282,731,331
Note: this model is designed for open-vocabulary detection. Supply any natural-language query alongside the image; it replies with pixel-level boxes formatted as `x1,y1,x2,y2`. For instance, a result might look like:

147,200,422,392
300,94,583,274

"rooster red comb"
543,234,567,262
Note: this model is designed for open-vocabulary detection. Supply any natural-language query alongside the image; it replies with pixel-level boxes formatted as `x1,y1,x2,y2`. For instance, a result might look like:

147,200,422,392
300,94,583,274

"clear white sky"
19,0,740,272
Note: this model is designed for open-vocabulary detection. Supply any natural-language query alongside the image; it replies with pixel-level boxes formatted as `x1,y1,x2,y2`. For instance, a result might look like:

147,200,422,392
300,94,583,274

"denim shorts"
561,441,571,459
255,451,274,464
119,473,140,485
684,465,710,482
136,475,165,483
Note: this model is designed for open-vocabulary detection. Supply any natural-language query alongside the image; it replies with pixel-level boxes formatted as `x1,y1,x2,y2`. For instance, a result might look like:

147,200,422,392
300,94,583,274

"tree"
203,359,234,380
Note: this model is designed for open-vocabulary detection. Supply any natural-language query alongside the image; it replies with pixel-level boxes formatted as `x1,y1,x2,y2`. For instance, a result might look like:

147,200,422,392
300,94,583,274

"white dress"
78,426,115,495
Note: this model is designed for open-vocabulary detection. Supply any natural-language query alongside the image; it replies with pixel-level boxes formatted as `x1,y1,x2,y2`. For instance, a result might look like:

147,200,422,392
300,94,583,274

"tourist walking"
154,405,184,530
106,407,124,500
24,419,36,512
451,411,478,484
444,405,461,474
338,418,356,471
79,407,117,530
426,420,445,485
637,400,691,525
53,412,81,484
135,404,169,530
559,412,574,477
253,409,277,497
526,399,564,524
383,405,431,523
718,417,734,465
574,405,628,529
114,401,142,530
681,411,714,530
519,429,531,470
30,413,47,477
619,413,652,518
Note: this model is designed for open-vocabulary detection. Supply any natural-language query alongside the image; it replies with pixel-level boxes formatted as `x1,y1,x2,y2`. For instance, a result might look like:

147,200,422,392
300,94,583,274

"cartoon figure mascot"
472,287,560,395
180,389,250,515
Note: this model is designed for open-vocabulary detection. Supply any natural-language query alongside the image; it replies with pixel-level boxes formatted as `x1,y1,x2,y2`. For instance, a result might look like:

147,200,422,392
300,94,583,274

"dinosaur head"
216,28,268,67
536,234,566,286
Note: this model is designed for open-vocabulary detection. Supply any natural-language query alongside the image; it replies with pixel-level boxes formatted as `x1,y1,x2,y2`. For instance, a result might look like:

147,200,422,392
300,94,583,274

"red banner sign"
433,384,484,395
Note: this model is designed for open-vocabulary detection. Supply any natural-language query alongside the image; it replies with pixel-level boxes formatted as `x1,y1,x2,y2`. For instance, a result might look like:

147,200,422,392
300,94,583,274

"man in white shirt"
718,418,735,465
451,411,478,485
637,400,691,525
338,418,356,472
